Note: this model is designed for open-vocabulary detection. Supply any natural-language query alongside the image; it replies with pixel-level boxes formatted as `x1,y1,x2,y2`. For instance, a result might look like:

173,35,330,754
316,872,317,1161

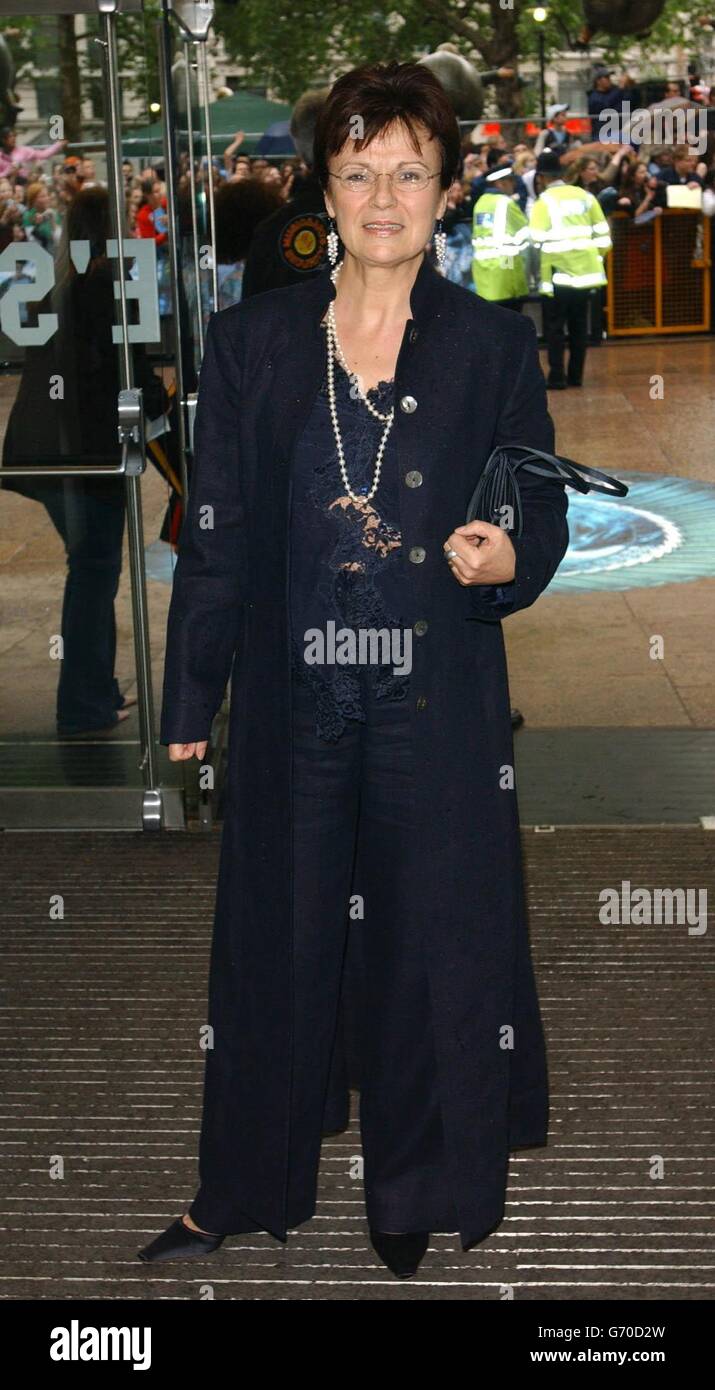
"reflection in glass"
1,186,167,736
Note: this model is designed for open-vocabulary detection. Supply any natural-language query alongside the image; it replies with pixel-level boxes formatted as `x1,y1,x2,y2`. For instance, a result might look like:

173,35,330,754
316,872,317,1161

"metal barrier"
606,210,712,336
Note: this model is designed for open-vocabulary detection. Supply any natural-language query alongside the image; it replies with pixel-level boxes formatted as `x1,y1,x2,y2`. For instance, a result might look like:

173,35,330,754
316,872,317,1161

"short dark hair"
214,177,284,263
313,61,461,193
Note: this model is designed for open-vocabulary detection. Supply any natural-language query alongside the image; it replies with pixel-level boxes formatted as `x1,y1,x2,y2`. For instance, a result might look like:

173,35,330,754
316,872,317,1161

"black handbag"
465,443,629,536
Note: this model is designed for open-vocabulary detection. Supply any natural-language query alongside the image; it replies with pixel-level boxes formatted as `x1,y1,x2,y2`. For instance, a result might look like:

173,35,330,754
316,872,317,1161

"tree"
212,0,715,115
57,16,81,140
2,4,162,143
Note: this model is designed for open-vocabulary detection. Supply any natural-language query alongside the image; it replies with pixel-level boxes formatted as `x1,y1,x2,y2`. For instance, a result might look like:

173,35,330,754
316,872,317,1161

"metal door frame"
0,0,220,831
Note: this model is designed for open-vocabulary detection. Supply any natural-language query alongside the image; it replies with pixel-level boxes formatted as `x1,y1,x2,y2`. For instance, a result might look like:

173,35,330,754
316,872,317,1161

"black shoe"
369,1228,430,1279
137,1215,225,1263
567,379,583,388
510,706,524,730
546,378,568,390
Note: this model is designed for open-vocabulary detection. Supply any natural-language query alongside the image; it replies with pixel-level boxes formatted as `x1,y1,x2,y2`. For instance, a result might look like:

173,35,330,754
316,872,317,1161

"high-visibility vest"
529,183,612,296
471,192,530,301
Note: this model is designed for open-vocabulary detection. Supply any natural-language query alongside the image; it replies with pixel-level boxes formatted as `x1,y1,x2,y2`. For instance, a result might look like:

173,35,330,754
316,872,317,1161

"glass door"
0,0,203,829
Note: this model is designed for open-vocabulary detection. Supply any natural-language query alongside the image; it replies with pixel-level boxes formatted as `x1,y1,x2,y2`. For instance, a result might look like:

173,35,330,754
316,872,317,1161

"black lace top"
289,346,411,742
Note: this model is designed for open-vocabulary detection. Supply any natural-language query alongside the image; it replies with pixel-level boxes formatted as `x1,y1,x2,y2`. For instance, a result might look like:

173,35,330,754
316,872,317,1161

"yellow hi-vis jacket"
471,192,530,301
529,182,612,296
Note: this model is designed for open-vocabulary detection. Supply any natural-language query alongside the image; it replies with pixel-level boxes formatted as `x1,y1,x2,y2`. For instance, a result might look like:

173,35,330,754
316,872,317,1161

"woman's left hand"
443,521,516,587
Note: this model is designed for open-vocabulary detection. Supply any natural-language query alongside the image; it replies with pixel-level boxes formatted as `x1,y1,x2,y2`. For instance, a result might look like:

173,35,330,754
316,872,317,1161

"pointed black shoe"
369,1228,429,1279
137,1215,225,1263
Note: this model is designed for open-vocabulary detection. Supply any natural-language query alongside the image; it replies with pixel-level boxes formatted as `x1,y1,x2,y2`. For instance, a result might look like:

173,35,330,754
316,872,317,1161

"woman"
565,154,606,194
200,177,284,328
139,61,568,1279
615,159,665,218
1,185,166,735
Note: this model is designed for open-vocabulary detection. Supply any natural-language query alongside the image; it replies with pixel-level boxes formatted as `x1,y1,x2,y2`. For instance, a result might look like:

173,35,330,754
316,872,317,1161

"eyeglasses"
327,166,442,193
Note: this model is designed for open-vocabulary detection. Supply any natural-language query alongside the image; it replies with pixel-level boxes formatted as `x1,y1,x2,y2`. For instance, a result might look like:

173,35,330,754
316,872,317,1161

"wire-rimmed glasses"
327,166,443,193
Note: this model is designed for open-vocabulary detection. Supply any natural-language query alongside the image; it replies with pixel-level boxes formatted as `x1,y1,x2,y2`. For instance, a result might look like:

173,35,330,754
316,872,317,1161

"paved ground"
1,337,714,736
1,828,712,1301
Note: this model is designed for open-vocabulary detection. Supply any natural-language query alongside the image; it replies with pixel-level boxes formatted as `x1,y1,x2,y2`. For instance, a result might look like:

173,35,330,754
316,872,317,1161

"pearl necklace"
324,261,395,504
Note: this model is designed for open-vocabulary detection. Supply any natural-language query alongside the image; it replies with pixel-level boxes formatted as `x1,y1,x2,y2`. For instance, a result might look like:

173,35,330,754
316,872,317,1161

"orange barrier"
606,210,712,335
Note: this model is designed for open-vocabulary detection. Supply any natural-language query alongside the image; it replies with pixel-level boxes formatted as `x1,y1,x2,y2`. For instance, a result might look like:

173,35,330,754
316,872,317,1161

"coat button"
409,327,419,343
409,546,426,564
414,619,428,636
416,695,428,711
400,394,418,413
405,470,423,488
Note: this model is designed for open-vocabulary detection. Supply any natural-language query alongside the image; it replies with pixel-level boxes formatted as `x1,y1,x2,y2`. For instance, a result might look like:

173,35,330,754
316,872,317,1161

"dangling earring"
433,217,447,275
327,216,339,266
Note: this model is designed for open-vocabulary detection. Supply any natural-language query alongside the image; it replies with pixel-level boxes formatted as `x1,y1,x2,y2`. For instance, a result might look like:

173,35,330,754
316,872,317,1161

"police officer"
530,149,612,388
471,166,529,312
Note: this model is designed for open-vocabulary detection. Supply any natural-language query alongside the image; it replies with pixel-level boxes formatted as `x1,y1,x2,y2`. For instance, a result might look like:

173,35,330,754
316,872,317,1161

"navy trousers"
283,677,461,1234
41,479,126,735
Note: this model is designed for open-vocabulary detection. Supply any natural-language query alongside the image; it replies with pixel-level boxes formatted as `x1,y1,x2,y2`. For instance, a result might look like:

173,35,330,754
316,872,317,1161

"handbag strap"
495,443,629,498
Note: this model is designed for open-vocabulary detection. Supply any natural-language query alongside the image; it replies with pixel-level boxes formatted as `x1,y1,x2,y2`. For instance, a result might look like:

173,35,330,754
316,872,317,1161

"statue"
579,0,667,42
0,33,22,129
418,45,515,122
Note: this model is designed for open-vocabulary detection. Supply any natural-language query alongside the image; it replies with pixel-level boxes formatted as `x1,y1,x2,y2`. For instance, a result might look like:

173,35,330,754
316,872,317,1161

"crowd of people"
0,65,712,741
1,68,714,313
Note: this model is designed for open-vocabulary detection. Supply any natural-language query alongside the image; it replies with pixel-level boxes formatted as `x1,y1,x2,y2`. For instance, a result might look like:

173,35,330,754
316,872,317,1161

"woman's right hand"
168,741,208,762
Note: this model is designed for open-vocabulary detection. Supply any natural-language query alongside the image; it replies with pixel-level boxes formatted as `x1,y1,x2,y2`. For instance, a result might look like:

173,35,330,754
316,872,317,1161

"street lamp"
533,6,548,122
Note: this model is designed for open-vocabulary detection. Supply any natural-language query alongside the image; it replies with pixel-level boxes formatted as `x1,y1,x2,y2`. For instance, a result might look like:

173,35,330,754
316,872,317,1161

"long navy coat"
159,252,569,1249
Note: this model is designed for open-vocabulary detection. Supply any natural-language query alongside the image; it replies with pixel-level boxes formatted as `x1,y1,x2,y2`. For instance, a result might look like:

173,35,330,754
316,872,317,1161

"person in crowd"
192,175,284,330
0,172,24,249
440,163,476,289
534,103,571,156
280,159,297,195
56,154,84,210
126,181,144,232
530,148,612,389
615,160,666,218
0,125,67,179
587,66,625,141
565,154,608,195
658,144,705,189
222,128,246,175
509,150,536,215
471,147,529,212
564,145,635,214
448,172,475,217
80,156,97,186
20,179,60,253
135,176,168,243
0,185,168,737
664,80,682,100
471,165,529,311
619,72,642,106
134,177,170,314
139,57,567,1281
231,153,252,181
241,87,331,297
260,163,283,186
